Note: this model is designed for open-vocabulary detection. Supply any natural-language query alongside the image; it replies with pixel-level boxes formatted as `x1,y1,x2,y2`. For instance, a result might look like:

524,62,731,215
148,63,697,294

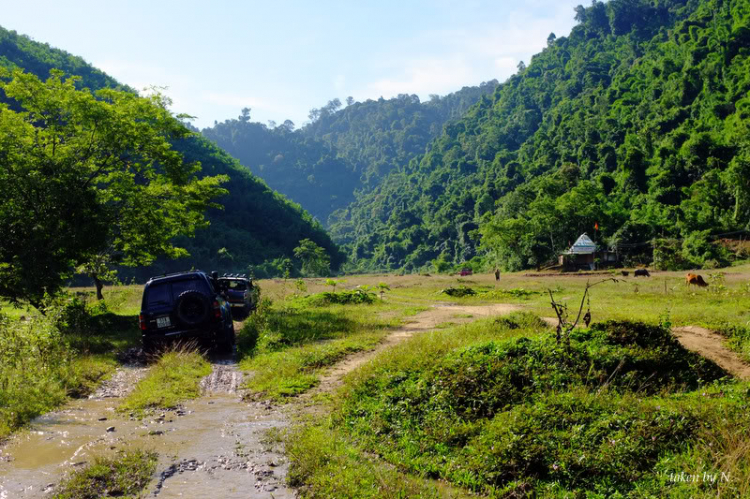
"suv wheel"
175,290,211,326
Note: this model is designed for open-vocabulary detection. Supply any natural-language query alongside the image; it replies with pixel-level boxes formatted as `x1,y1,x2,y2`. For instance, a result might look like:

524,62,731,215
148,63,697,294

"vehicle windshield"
227,280,247,291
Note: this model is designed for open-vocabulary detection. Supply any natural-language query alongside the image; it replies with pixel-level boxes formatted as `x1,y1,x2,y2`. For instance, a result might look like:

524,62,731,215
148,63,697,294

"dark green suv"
139,270,235,353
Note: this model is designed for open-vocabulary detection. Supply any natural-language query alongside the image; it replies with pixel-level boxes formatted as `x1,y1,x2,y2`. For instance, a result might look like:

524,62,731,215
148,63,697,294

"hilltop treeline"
201,82,498,224
331,0,750,272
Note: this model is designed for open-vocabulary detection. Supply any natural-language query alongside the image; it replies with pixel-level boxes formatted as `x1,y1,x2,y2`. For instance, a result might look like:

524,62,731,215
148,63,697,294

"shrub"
440,286,476,297
304,290,376,305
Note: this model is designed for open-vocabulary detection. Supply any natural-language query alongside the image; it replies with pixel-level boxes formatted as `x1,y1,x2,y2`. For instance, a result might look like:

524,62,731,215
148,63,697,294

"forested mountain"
333,0,750,272
0,26,343,279
201,82,497,223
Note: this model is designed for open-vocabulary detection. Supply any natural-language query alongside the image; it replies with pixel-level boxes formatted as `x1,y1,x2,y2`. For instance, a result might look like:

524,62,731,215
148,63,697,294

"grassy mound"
119,350,210,414
332,319,732,496
54,450,157,499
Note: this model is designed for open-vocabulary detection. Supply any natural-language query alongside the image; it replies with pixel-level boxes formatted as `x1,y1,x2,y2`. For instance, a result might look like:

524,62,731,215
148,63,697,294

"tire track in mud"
149,353,294,499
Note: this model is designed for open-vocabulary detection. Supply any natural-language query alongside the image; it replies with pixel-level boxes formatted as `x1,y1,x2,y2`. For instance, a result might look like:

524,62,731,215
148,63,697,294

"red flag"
595,222,599,231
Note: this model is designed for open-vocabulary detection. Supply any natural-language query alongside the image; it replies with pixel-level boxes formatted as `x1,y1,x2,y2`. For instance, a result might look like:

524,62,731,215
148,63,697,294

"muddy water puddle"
0,363,293,498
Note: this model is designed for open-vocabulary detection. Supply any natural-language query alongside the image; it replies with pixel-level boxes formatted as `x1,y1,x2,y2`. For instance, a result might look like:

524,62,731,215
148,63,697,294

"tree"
346,96,354,106
0,69,228,306
293,238,331,276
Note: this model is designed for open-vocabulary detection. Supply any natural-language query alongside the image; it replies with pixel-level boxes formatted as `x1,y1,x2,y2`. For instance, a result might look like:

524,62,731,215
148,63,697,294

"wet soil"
0,355,293,498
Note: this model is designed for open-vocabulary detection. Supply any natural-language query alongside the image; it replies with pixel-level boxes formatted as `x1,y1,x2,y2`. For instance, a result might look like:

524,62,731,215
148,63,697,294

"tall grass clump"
54,449,157,499
0,301,117,438
119,347,210,414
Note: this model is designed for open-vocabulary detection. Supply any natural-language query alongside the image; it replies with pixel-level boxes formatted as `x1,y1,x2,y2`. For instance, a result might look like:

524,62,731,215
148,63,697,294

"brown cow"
686,273,709,288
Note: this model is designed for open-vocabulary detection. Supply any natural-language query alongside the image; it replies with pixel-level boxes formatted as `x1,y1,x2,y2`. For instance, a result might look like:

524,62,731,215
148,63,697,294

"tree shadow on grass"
63,312,141,355
236,308,361,360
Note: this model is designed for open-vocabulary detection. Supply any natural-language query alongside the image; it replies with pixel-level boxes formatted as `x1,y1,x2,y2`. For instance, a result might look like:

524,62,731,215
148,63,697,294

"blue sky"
3,0,582,129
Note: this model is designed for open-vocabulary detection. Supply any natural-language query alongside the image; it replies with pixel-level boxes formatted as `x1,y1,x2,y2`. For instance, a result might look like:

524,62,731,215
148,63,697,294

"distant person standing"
494,268,500,281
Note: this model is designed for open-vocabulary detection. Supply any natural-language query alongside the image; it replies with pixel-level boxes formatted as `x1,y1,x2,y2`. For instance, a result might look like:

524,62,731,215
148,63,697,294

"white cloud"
361,56,477,99
356,4,576,102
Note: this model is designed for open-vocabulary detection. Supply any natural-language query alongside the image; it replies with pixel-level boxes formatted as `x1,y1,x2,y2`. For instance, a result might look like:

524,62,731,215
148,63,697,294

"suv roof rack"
147,270,205,282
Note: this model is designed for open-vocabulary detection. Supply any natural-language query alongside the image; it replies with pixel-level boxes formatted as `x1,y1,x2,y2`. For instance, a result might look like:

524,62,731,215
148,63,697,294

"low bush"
440,286,476,297
303,290,377,305
717,323,750,362
482,288,542,299
0,307,116,438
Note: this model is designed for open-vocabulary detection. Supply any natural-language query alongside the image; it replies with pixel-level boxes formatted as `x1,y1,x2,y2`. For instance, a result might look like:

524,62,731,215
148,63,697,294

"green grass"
0,312,117,439
54,449,157,499
287,313,750,498
119,350,210,414
238,299,399,400
287,423,472,499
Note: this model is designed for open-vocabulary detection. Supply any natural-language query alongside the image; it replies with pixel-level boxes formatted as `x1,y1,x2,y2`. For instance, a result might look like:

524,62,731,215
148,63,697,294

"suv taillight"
213,300,221,319
139,314,147,331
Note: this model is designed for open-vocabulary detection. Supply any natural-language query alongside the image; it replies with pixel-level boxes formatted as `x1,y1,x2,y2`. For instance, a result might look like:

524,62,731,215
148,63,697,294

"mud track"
0,305,521,497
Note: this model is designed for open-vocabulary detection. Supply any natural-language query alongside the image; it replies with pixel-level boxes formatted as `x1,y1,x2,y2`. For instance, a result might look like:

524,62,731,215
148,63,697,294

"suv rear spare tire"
175,290,211,326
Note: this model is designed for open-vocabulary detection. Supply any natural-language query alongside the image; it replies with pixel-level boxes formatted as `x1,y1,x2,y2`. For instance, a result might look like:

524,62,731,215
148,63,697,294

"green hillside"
201,82,497,224
0,26,343,279
333,0,750,272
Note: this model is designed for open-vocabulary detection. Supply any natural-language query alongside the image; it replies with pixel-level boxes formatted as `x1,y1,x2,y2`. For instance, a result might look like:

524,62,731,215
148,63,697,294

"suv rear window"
227,280,247,291
144,277,211,308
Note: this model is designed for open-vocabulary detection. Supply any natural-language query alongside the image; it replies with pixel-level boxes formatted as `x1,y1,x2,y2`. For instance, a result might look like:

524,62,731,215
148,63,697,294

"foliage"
330,0,750,273
294,239,331,277
201,83,497,224
0,304,118,438
0,69,227,305
440,286,477,297
0,24,344,285
53,449,158,499
305,289,377,306
334,317,732,496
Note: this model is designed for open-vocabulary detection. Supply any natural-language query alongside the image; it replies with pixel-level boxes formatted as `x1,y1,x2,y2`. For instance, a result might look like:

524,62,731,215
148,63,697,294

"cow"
686,273,709,288
634,269,651,277
620,271,630,277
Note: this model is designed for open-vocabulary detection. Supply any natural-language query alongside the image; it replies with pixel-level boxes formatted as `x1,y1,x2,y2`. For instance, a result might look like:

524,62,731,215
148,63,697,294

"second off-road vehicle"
217,274,259,318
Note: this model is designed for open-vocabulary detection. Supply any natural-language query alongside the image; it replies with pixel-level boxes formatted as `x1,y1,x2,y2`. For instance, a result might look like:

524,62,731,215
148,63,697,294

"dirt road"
672,326,750,380
0,303,520,498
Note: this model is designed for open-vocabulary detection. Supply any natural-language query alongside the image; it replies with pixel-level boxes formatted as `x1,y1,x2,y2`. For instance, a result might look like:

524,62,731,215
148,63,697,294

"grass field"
2,265,750,497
